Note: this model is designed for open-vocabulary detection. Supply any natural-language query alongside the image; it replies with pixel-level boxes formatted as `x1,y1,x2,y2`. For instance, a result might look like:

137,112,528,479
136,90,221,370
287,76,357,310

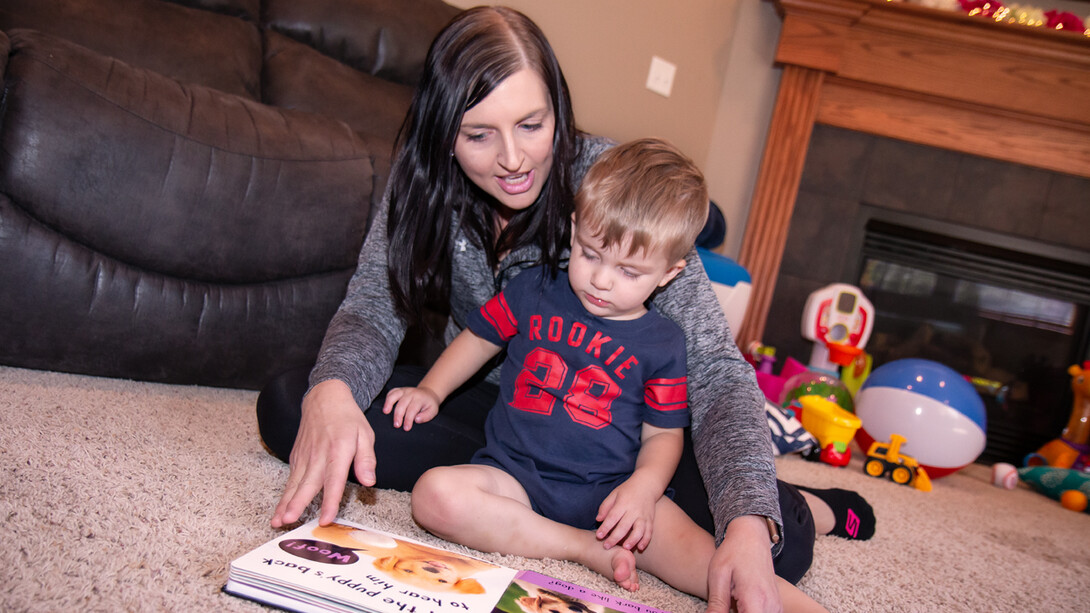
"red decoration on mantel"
1045,9,1087,32
949,0,1088,34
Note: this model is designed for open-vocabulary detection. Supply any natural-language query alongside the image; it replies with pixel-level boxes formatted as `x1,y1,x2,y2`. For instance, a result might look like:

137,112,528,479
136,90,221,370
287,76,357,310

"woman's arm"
651,249,781,544
309,198,410,408
271,197,412,528
653,251,783,611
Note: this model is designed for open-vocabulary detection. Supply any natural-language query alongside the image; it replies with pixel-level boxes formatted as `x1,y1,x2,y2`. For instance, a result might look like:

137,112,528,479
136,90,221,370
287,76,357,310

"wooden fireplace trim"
735,0,1090,347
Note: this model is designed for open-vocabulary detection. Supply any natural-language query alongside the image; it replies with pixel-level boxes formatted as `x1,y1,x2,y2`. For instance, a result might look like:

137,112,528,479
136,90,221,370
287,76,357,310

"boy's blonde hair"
574,138,708,264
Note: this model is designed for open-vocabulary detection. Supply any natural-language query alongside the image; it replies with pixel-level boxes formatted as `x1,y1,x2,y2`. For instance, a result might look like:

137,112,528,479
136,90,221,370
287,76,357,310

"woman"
256,7,872,612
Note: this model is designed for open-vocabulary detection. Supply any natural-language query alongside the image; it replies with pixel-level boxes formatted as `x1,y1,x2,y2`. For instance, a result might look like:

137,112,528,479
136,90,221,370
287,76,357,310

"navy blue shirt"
467,267,690,525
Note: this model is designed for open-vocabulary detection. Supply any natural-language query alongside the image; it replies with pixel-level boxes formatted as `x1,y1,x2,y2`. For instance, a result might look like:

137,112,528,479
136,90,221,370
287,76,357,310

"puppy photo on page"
309,522,500,595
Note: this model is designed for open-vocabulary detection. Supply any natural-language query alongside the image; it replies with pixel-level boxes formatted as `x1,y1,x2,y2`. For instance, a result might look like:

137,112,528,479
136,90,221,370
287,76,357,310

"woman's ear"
657,259,687,287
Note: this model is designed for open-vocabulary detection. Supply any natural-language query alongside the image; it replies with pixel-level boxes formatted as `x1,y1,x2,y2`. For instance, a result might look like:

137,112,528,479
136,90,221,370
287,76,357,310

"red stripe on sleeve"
645,377,688,411
481,293,518,341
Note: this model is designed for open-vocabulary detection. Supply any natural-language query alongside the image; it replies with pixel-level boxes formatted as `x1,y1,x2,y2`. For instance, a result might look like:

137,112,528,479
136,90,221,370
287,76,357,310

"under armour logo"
845,509,860,538
456,239,467,252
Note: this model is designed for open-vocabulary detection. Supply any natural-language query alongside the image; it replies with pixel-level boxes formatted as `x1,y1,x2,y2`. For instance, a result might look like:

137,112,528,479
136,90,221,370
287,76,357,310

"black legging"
256,364,814,583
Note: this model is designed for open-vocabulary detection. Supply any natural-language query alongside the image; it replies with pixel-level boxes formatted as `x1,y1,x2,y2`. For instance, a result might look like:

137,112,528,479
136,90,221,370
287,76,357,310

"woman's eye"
521,122,543,132
465,132,488,142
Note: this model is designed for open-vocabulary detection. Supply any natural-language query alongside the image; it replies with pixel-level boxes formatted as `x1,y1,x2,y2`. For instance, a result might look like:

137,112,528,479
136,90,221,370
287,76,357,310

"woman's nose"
497,132,523,171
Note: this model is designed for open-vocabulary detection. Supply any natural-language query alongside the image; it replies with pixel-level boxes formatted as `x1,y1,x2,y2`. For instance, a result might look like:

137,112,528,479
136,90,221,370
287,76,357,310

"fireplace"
759,124,1090,465
858,217,1089,464
736,0,1090,467
737,0,1090,349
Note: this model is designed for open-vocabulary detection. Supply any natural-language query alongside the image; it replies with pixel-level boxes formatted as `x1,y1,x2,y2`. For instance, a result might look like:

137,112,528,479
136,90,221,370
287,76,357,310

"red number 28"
510,347,619,429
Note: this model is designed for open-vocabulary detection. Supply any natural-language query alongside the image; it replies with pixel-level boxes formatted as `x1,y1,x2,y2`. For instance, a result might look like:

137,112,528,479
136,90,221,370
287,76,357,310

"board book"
225,517,671,613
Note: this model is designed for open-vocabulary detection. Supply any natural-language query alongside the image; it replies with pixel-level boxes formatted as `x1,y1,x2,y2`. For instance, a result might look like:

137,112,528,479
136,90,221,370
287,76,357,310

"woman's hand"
382,386,441,430
706,515,782,613
270,379,376,528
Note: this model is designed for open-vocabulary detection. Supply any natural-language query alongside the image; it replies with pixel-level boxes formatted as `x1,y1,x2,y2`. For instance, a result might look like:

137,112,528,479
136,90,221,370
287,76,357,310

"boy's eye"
621,268,640,279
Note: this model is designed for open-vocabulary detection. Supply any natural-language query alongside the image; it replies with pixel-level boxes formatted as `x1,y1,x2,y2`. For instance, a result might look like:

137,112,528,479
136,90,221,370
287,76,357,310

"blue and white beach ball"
855,359,987,478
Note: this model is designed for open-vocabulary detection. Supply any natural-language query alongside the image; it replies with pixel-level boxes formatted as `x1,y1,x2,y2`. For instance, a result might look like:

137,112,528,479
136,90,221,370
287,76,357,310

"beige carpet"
1,365,1088,612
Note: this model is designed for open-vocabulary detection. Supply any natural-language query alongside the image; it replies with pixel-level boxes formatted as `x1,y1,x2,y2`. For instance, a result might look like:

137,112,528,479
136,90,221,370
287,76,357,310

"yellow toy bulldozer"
863,433,932,492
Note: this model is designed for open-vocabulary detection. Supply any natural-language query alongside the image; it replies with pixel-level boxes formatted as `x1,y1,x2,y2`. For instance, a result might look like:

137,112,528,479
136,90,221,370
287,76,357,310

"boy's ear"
657,258,687,287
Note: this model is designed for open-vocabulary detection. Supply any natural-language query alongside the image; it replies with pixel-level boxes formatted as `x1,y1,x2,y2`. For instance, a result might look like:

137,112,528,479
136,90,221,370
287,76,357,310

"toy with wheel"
854,358,986,479
797,395,861,467
863,433,932,491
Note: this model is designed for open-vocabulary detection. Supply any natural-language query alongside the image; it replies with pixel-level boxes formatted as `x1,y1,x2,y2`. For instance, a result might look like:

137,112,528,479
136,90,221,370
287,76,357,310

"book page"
494,570,671,613
228,518,518,613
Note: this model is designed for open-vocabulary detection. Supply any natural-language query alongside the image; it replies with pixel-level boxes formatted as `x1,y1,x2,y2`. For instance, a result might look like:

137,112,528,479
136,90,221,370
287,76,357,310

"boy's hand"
595,475,659,552
382,387,441,431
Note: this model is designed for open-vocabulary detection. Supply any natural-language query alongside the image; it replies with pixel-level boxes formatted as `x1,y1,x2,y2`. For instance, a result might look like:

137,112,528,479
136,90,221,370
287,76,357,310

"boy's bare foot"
609,546,639,592
576,533,640,591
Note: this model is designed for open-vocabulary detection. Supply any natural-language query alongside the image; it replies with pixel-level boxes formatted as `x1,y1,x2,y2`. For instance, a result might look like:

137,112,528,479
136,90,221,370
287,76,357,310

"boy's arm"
632,424,684,495
383,328,501,429
420,328,502,400
596,424,684,551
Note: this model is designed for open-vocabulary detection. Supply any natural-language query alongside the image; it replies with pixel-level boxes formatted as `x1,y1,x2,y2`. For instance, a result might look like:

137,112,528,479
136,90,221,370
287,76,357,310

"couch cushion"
264,0,460,86
0,0,261,99
166,0,261,22
263,29,413,149
0,29,374,283
0,192,352,388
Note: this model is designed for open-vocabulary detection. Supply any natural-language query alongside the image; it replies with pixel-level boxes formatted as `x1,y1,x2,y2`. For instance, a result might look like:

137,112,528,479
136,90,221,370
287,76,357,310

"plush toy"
1024,362,1090,470
1016,466,1090,513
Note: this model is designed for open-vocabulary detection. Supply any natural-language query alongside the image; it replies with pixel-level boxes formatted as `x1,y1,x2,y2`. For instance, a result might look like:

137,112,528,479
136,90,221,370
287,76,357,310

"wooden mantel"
735,0,1090,347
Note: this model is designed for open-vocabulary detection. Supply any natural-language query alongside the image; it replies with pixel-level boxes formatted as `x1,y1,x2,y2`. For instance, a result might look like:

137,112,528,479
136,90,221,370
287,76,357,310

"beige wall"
447,0,783,258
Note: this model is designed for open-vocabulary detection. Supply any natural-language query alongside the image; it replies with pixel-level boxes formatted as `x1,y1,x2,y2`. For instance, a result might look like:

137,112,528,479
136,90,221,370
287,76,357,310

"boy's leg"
411,464,640,591
634,497,828,612
631,496,716,598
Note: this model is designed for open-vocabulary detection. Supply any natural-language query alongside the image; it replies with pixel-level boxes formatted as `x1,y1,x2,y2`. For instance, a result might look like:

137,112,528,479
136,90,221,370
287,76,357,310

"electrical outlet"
645,56,676,98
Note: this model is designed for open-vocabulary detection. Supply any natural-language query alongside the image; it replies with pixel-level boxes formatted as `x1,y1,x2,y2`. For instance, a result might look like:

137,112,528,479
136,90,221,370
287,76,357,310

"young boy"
383,138,825,612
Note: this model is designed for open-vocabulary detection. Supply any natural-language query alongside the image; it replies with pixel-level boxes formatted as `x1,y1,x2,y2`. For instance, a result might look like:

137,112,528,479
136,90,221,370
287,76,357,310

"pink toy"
754,356,809,406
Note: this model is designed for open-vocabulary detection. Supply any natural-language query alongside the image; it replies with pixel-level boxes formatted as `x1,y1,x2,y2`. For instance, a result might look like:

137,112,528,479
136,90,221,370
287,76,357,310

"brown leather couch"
0,0,459,389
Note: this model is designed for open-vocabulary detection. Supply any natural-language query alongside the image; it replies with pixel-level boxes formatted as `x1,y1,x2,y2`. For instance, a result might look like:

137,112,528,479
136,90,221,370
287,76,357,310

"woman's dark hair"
386,6,578,328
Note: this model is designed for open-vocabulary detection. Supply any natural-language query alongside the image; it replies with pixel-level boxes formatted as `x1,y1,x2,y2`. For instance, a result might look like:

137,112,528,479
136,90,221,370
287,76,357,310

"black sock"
796,485,876,540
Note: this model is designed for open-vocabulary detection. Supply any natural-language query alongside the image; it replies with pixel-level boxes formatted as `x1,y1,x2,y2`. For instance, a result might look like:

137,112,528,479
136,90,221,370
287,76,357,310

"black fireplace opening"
852,208,1090,467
